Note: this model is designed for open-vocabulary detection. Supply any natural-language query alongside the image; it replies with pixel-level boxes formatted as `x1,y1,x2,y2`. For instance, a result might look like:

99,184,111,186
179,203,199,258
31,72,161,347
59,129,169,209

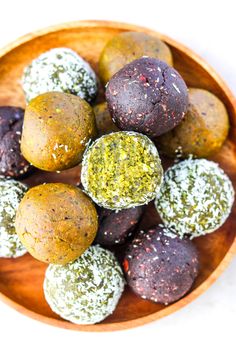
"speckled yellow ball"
99,31,173,84
93,102,119,136
21,92,97,171
15,183,98,264
157,88,229,158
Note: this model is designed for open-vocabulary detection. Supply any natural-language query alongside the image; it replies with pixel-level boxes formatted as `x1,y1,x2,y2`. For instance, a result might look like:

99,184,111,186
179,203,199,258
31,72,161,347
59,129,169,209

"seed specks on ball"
44,245,125,324
0,178,28,258
123,226,199,304
22,47,97,103
81,131,163,210
155,158,235,238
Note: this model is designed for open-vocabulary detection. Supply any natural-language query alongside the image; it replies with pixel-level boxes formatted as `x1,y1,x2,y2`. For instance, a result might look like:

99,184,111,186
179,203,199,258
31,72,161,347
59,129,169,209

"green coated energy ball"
44,245,125,324
22,47,98,103
81,131,163,210
0,178,28,258
155,159,234,238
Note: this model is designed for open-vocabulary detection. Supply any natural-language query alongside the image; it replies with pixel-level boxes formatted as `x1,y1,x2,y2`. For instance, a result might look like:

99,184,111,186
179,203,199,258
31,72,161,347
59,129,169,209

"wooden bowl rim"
0,19,235,332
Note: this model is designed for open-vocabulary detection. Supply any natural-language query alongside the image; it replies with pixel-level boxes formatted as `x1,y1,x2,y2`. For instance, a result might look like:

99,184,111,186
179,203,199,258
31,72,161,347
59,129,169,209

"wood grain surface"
0,20,235,331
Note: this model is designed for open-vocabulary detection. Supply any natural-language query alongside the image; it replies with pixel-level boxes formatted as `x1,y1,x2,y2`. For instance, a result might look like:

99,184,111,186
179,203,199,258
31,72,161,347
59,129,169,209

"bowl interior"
0,21,235,331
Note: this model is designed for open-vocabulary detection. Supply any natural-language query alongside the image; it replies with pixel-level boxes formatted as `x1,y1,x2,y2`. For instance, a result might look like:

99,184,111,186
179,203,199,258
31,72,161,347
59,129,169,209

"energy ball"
157,88,230,158
155,159,235,238
44,245,125,324
21,92,97,171
93,102,119,137
22,47,97,103
95,206,144,246
15,183,98,264
0,178,28,258
0,106,31,178
123,226,199,304
106,57,188,138
99,31,173,84
81,131,163,210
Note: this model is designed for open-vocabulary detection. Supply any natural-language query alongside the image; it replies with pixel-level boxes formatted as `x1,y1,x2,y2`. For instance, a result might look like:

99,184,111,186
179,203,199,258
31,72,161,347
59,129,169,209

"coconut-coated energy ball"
155,159,235,238
93,102,119,137
123,226,199,304
44,245,125,324
157,88,229,158
21,92,97,172
99,31,173,84
106,57,188,138
95,205,144,246
0,178,28,258
15,183,98,264
22,47,97,103
81,131,163,210
0,106,31,178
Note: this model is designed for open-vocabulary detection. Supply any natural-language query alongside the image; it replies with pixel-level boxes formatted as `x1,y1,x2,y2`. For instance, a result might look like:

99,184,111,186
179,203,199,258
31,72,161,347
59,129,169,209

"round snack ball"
157,88,229,158
99,31,173,84
22,47,97,103
0,178,28,258
95,205,144,246
0,106,31,178
21,92,97,171
44,245,125,324
15,183,98,264
106,57,188,138
94,102,119,137
81,131,163,210
155,159,235,238
123,226,199,304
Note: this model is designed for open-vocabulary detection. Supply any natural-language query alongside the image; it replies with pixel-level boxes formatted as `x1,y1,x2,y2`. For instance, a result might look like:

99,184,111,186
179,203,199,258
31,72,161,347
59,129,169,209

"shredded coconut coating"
81,131,163,210
0,178,28,257
44,245,125,324
22,47,97,103
155,159,235,238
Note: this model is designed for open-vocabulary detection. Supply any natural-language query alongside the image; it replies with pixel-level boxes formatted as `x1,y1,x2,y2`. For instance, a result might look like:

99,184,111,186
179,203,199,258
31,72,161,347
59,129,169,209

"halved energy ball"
106,57,188,137
81,131,163,210
155,159,234,238
15,183,98,264
22,47,97,103
44,245,125,324
0,178,28,258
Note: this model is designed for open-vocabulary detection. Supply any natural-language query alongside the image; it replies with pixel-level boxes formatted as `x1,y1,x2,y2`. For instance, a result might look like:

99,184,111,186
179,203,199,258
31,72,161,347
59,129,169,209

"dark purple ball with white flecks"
95,206,144,246
105,57,188,137
123,226,199,304
0,106,32,178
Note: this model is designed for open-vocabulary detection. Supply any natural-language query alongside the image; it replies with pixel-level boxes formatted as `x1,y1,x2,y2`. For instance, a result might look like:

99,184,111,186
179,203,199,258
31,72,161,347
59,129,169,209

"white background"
0,0,235,353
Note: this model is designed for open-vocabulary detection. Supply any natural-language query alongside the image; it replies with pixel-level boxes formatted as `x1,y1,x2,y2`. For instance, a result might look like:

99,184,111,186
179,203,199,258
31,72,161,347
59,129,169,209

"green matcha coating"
22,47,97,103
81,131,163,210
155,159,234,238
44,245,125,324
0,178,28,258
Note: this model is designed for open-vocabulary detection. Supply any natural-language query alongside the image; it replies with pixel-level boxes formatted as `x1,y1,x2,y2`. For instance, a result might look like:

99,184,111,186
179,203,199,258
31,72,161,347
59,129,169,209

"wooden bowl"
0,20,235,332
